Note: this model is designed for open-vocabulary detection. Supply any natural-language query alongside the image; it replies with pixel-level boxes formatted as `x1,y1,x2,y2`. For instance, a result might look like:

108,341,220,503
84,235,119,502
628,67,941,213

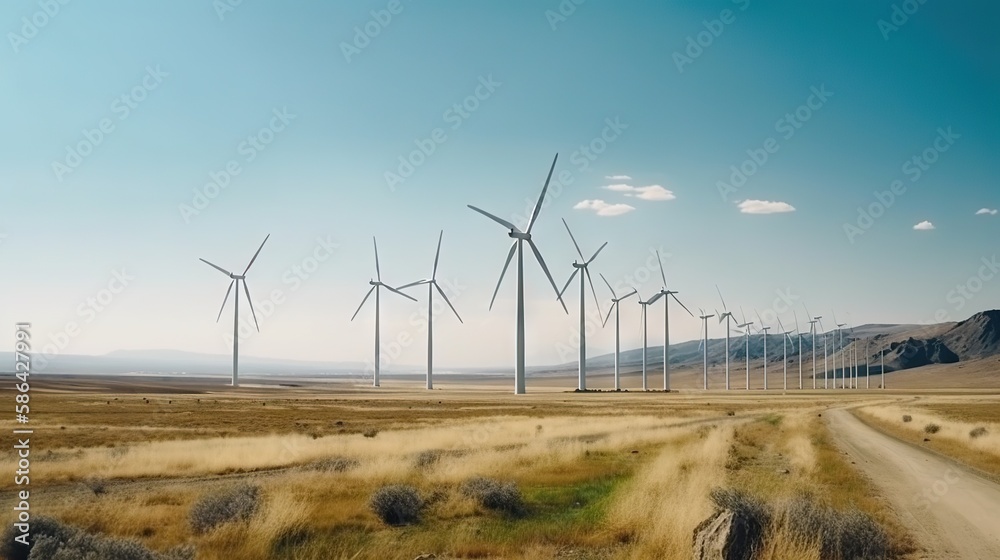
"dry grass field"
1,375,997,559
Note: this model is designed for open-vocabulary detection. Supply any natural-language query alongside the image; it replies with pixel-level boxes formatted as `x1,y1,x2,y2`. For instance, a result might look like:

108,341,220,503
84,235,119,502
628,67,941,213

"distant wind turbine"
638,292,656,391
777,317,794,391
351,237,418,388
755,310,771,390
200,234,270,387
805,305,819,389
736,307,755,390
557,219,606,391
794,311,804,390
833,311,847,389
715,286,739,391
699,309,715,390
467,154,568,394
652,251,693,391
600,274,637,391
398,231,463,390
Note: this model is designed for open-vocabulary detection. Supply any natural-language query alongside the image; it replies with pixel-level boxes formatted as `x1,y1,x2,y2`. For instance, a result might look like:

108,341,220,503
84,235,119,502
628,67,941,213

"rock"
776,469,790,475
693,508,766,560
414,554,436,560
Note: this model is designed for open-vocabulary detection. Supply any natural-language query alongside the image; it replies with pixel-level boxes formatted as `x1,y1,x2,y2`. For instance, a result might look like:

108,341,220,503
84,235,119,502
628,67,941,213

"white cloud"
603,183,676,201
573,199,635,217
913,220,936,230
737,200,796,214
976,208,998,216
605,175,631,180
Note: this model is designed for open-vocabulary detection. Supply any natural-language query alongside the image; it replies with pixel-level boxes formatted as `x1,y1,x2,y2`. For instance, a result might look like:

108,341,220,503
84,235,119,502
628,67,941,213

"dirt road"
827,408,1000,559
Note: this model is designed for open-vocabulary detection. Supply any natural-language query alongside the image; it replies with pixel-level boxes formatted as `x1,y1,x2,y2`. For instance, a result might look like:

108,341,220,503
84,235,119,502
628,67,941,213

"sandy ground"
827,408,1000,560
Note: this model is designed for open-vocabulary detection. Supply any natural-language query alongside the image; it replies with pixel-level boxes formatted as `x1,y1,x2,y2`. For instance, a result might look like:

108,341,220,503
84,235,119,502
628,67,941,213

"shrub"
784,496,893,560
189,483,261,534
362,428,379,438
970,427,988,439
312,456,359,472
901,415,912,423
460,477,525,516
415,450,442,469
924,423,941,434
1,516,193,560
369,485,423,525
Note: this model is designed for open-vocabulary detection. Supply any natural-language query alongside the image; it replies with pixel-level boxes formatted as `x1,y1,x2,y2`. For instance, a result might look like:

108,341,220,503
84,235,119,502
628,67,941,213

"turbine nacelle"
508,230,531,241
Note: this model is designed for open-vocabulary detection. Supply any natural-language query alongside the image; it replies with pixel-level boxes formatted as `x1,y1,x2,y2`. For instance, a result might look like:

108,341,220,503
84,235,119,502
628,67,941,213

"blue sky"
1,0,997,369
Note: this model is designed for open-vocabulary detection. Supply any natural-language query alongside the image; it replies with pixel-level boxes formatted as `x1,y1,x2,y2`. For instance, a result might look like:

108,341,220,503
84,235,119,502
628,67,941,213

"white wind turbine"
652,251,693,391
200,234,270,387
715,286,739,391
638,292,656,391
833,311,847,389
736,307,755,390
777,317,794,391
467,154,568,394
351,237,418,388
814,315,827,389
398,231,463,390
600,274,637,391
865,337,871,389
794,311,804,389
805,305,820,389
557,219,606,391
699,309,715,389
755,310,771,390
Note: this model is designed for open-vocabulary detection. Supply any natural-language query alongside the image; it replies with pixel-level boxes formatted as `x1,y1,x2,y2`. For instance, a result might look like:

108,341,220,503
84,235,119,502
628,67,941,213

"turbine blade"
656,250,667,288
200,258,233,277
242,234,270,275
599,272,617,299
434,282,463,323
671,293,694,317
622,288,638,300
558,268,579,299
603,303,614,328
373,237,381,282
587,242,608,265
351,286,376,321
740,306,748,325
489,241,518,310
525,153,558,234
647,292,665,304
562,218,585,261
585,268,602,320
216,280,235,322
432,230,443,279
468,205,520,232
242,280,260,332
528,239,567,313
794,310,800,333
716,284,728,311
755,308,764,327
385,284,417,302
396,279,429,290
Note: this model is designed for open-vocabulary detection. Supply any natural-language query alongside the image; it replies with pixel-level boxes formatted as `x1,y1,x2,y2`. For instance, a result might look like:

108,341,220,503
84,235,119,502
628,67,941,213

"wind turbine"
755,310,771,391
638,292,655,391
736,308,754,390
715,286,739,391
397,231,463,390
865,337,871,389
881,347,886,389
467,154,568,394
653,251,693,391
814,316,827,389
351,237,418,387
777,317,794,391
699,310,715,389
805,305,819,389
833,312,847,389
557,219,606,391
600,274,637,391
794,311,804,389
200,234,270,387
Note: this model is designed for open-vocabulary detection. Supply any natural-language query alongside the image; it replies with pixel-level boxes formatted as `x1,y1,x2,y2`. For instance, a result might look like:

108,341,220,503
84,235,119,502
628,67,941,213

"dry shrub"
970,427,988,439
924,423,941,434
782,495,894,560
460,477,525,516
901,415,912,423
1,516,193,560
369,485,423,526
189,483,261,534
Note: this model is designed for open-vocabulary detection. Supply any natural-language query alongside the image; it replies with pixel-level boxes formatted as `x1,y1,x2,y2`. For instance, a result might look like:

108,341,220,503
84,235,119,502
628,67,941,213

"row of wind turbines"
199,154,888,394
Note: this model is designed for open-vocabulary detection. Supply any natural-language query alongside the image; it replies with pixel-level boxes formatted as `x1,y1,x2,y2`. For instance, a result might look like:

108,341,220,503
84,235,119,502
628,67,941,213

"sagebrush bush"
924,423,941,434
902,415,912,423
784,495,893,560
369,485,423,525
362,428,379,438
970,426,988,439
415,450,442,469
0,516,193,560
189,483,261,534
460,477,525,516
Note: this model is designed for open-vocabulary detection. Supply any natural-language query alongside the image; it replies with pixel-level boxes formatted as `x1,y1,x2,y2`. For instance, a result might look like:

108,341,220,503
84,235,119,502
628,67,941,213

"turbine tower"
736,307,755,390
557,219,606,391
398,231,463,390
755,310,771,391
698,309,715,390
834,312,847,389
351,237,418,387
200,234,270,387
777,318,794,391
794,311,804,390
805,306,819,389
715,286,739,391
638,293,655,391
600,274,637,391
467,154,568,394
865,337,871,389
653,251,693,391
